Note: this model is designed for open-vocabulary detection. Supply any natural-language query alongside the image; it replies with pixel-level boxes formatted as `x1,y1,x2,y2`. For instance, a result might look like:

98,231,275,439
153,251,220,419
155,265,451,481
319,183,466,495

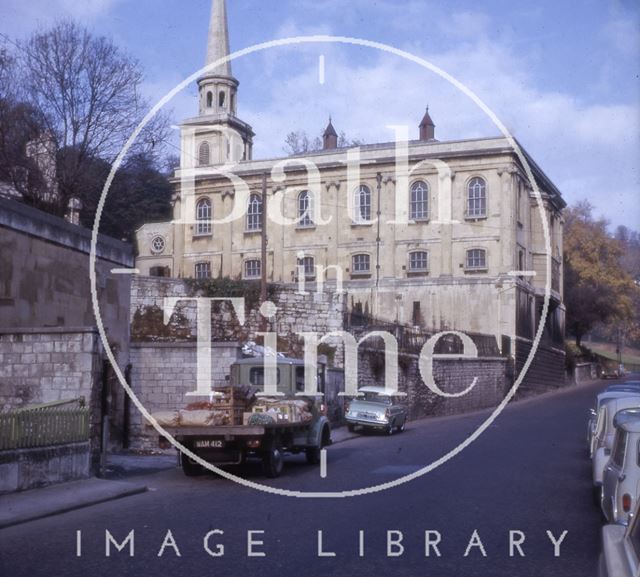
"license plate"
194,439,224,449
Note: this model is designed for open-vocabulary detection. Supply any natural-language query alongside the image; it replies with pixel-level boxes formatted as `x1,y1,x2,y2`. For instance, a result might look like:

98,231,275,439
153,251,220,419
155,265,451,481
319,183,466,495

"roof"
615,409,640,433
614,408,640,430
419,107,435,127
323,118,338,138
357,386,405,396
234,356,306,366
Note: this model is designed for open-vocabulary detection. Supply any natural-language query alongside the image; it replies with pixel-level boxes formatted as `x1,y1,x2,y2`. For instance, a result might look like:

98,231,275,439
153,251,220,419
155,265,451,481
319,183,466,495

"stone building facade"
135,0,566,387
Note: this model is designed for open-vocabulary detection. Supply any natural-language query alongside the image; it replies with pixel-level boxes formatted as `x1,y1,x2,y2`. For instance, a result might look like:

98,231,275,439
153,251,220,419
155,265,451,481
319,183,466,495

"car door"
603,428,627,522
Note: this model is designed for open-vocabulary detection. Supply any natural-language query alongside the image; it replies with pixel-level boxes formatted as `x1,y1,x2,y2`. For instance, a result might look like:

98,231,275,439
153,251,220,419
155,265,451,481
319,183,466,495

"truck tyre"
306,446,321,465
262,447,284,478
306,425,330,464
181,453,204,477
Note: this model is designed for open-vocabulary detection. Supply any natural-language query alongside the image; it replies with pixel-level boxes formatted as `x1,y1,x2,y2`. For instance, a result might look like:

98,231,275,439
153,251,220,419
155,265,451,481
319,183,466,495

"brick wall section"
356,348,508,419
0,328,103,459
128,342,240,449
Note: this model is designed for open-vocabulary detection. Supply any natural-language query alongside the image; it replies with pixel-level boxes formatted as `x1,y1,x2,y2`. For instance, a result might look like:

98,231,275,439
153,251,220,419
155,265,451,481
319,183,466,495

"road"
0,378,625,577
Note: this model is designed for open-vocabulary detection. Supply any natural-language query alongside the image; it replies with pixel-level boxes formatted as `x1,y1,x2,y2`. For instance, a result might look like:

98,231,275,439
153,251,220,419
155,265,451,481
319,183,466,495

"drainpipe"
375,172,383,289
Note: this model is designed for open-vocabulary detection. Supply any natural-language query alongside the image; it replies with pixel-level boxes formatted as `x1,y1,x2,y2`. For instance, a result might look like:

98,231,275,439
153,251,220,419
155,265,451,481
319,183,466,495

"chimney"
419,106,435,141
323,117,338,150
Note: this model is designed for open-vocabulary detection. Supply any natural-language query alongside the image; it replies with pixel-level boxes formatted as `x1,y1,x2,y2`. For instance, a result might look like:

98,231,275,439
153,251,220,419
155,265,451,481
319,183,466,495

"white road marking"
320,448,327,478
110,268,140,275
319,54,325,85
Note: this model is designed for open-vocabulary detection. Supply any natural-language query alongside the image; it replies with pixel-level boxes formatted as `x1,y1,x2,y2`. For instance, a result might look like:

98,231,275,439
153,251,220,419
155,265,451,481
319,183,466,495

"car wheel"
347,424,356,433
396,420,405,433
386,422,394,436
592,485,602,508
262,447,284,478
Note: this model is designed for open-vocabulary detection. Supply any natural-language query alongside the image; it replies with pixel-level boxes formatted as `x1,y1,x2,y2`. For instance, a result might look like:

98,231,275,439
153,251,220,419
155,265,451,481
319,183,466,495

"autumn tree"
16,20,170,215
563,201,635,347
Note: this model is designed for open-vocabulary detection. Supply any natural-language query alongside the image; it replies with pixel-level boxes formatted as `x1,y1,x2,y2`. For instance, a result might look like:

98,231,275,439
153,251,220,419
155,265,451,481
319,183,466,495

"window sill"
350,222,374,227
244,229,262,235
243,276,261,281
464,268,488,274
296,224,316,231
192,233,212,239
409,218,430,224
464,215,487,221
350,273,372,279
407,271,429,277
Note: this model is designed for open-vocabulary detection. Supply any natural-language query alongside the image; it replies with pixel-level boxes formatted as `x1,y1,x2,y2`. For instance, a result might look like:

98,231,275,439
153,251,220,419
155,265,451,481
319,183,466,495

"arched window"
298,190,314,227
219,91,226,108
246,193,262,231
410,181,429,220
408,251,429,273
206,91,213,108
196,198,212,235
198,141,210,166
466,248,487,270
467,177,487,217
354,185,371,223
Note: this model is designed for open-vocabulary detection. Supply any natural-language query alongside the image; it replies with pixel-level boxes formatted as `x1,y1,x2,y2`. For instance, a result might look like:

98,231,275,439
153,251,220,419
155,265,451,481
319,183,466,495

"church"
135,0,566,381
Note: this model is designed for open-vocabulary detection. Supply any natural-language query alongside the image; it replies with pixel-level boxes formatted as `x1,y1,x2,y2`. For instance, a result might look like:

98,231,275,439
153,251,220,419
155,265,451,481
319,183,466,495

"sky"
1,0,639,229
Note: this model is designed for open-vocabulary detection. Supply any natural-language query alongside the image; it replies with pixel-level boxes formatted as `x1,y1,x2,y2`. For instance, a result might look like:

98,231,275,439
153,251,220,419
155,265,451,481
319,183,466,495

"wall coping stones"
0,197,133,266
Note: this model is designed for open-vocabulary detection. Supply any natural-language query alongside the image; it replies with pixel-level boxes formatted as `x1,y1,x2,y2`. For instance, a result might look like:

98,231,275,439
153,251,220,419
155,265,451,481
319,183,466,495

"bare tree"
284,130,364,155
17,20,170,214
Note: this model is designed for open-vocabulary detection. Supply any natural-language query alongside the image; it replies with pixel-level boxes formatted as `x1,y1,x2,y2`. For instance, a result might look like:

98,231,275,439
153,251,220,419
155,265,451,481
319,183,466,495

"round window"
151,236,166,254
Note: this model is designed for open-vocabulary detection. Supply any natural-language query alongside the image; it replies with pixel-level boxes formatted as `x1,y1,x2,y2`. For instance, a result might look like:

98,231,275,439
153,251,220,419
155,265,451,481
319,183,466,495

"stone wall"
0,197,133,368
0,328,104,460
130,276,346,363
128,341,240,449
0,442,90,495
515,339,567,396
357,348,508,420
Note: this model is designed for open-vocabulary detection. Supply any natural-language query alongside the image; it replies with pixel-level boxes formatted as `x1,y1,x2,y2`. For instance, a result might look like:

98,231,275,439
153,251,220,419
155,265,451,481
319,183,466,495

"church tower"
180,0,254,168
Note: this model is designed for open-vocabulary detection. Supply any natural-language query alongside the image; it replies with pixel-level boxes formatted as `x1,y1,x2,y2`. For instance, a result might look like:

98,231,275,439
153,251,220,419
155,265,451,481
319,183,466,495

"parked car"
601,409,640,525
602,364,621,379
589,390,640,456
344,386,408,435
598,498,640,577
592,395,640,499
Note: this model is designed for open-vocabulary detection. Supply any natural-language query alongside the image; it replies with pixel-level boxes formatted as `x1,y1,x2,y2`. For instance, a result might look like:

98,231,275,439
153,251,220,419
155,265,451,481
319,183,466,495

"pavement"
0,477,147,529
0,424,360,530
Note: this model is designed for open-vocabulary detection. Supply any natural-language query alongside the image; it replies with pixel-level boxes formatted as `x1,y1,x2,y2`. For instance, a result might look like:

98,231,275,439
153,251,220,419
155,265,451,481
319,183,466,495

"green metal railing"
0,398,90,451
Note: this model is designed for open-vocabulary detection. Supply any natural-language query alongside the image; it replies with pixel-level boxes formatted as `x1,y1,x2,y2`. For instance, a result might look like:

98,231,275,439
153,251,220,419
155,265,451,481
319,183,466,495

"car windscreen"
363,392,391,404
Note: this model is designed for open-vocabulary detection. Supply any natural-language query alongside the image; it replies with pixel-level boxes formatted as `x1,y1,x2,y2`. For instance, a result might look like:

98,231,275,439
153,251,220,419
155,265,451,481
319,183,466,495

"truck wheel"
306,425,330,464
306,446,321,465
181,453,204,477
262,447,284,478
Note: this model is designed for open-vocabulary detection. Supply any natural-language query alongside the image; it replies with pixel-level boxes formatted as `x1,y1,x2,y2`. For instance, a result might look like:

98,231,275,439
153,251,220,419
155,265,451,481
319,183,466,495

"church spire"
206,0,232,77
198,0,239,116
